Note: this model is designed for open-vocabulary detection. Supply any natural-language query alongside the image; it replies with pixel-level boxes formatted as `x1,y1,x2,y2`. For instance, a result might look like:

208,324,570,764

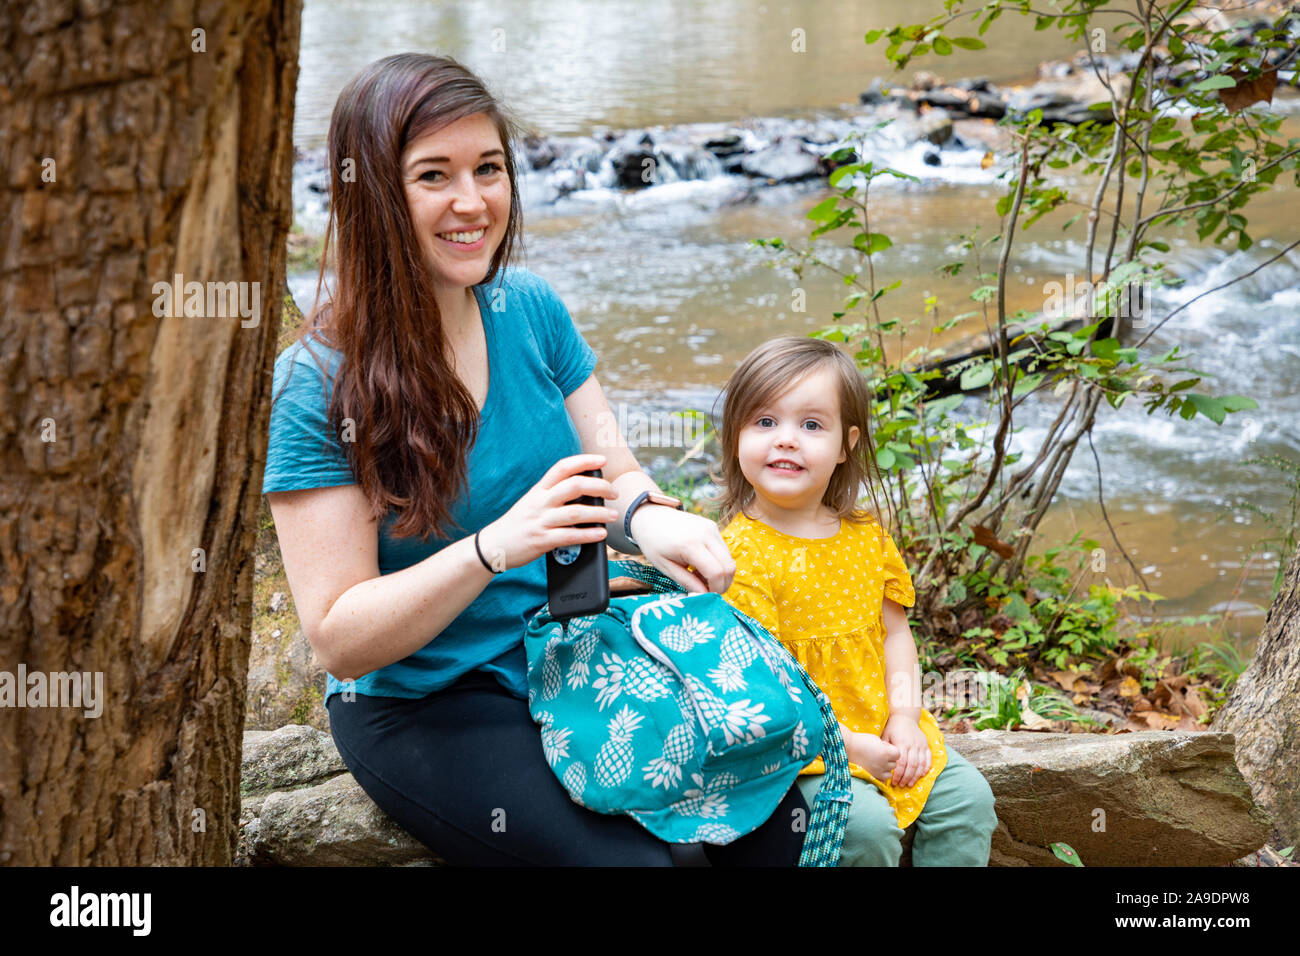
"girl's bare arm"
881,597,924,721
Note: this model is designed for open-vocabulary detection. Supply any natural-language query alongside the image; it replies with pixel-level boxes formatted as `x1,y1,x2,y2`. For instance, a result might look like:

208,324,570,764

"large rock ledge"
238,725,1271,867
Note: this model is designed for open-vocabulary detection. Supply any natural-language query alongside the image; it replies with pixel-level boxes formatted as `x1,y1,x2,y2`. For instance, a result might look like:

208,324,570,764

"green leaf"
949,36,986,50
933,35,952,55
1091,338,1119,361
1012,372,1045,398
1050,842,1084,867
806,196,839,222
925,394,964,417
1004,593,1032,621
876,447,897,470
1218,395,1258,413
854,232,893,255
960,363,995,390
828,163,865,188
864,29,885,44
946,579,967,604
1191,74,1238,91
1187,393,1226,424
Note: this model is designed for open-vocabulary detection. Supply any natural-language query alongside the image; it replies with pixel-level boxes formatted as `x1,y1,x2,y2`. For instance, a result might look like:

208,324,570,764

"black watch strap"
624,491,683,545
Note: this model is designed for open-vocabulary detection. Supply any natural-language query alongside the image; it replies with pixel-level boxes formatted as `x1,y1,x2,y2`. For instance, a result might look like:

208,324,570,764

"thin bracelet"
474,529,502,574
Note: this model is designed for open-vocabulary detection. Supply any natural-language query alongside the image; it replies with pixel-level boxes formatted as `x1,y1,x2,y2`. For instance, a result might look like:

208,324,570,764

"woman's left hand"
881,714,932,789
630,506,736,594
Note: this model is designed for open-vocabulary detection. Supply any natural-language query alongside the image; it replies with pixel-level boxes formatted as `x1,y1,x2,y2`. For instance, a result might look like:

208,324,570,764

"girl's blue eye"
803,421,822,431
757,416,775,427
420,162,504,182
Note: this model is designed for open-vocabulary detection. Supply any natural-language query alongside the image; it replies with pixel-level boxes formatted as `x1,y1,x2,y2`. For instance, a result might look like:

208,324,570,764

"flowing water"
291,0,1300,653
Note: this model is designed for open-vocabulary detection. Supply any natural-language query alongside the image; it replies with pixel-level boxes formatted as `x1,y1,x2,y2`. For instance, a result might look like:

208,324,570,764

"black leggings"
325,668,810,866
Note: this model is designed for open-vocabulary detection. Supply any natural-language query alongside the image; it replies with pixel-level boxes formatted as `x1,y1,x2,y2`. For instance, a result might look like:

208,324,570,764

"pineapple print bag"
525,559,852,865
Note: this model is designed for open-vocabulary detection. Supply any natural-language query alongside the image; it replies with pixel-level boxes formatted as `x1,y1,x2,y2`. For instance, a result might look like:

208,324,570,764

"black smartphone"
545,468,610,620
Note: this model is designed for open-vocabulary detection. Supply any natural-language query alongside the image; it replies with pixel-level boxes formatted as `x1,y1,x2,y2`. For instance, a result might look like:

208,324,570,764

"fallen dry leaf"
1219,66,1278,113
1019,707,1053,730
1162,673,1190,692
1141,711,1183,731
1049,670,1082,693
973,523,1014,559
1118,676,1142,698
1118,657,1145,679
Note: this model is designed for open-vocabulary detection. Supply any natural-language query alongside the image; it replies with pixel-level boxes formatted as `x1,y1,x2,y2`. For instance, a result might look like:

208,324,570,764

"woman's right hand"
476,453,619,572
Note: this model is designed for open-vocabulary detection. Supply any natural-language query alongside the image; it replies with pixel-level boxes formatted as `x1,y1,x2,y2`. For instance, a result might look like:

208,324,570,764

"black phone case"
545,468,610,620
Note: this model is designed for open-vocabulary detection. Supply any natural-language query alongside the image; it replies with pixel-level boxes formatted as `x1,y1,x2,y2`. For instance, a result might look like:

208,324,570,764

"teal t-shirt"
262,266,597,703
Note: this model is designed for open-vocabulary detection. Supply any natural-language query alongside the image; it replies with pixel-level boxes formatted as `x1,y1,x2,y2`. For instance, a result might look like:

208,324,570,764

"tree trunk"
1210,547,1300,850
0,0,301,864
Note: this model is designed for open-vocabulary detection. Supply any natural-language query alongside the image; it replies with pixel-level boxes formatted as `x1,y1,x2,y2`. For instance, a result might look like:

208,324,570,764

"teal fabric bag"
524,559,852,865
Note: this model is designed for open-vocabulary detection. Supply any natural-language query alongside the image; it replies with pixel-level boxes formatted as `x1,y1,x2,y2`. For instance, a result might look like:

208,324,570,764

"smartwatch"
624,490,684,547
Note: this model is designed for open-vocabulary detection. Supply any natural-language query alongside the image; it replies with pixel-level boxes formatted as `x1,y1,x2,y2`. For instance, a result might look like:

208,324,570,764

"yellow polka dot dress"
720,511,947,829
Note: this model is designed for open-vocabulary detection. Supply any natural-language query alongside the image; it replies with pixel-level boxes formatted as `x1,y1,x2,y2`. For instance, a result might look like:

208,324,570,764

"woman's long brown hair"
275,53,525,540
709,336,891,534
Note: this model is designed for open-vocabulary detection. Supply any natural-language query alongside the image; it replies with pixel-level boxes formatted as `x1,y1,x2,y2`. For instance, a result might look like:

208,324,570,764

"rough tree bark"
0,0,301,864
1211,546,1300,851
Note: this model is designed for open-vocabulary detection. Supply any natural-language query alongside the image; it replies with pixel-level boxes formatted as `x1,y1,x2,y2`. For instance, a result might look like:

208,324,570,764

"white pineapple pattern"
671,771,738,819
541,723,573,767
790,719,810,759
594,705,646,788
760,761,782,775
592,652,673,710
752,636,803,704
641,595,685,621
708,625,759,693
642,723,696,790
563,761,588,806
718,699,770,747
540,635,563,701
658,614,716,653
683,675,728,729
566,628,600,689
692,822,740,844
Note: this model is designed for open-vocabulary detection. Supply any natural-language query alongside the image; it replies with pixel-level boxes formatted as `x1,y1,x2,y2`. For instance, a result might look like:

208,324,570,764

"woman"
263,53,810,865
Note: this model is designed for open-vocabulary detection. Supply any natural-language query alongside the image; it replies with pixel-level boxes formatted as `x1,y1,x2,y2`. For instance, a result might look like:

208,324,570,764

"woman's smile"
437,227,488,250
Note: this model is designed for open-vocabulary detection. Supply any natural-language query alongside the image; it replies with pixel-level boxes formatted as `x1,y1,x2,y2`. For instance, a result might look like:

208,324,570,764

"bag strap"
610,558,684,595
728,605,852,867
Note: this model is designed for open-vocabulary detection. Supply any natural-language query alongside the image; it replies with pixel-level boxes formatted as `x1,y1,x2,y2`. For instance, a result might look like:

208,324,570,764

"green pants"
797,747,997,866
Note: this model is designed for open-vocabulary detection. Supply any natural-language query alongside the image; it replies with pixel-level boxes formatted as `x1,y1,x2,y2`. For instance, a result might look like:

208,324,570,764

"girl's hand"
842,726,899,782
629,505,736,594
477,454,618,571
881,714,932,789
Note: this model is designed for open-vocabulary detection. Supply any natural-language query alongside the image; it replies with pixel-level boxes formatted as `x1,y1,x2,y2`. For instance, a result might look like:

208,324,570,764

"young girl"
713,336,998,866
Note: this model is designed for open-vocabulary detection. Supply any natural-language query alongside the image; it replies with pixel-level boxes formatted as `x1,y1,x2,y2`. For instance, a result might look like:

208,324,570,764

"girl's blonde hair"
709,336,891,532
